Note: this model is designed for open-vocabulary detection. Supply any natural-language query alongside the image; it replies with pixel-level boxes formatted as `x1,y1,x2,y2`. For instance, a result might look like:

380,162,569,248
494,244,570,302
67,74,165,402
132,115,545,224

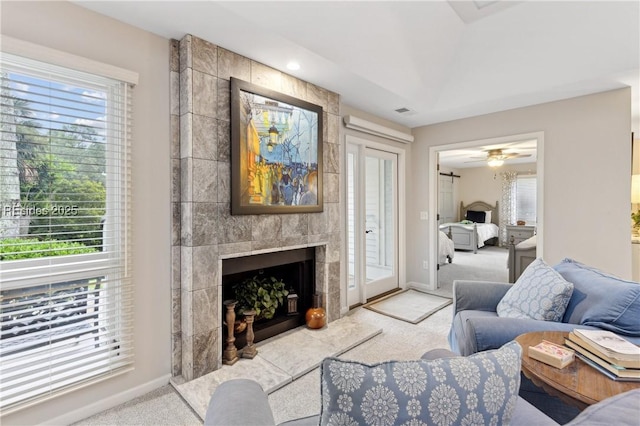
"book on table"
568,330,640,369
566,343,640,382
528,340,574,369
565,332,640,382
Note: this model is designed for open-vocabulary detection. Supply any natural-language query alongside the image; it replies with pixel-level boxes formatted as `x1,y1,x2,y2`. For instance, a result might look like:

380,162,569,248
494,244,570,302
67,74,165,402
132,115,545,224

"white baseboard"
407,281,434,292
43,374,171,426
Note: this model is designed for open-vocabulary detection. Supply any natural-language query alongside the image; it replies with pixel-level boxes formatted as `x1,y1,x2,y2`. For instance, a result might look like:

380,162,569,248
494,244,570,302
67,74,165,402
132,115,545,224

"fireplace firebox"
221,248,315,350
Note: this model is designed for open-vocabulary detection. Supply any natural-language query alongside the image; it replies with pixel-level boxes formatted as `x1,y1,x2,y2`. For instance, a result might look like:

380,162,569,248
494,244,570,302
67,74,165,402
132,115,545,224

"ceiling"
438,139,537,169
75,1,640,133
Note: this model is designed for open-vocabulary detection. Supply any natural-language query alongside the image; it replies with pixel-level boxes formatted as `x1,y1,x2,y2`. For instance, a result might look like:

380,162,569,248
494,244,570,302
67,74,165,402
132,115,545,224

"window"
515,175,536,225
0,51,133,412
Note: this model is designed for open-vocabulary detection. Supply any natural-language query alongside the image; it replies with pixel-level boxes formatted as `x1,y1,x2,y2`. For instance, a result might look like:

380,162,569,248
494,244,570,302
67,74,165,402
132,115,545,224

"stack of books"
565,329,640,382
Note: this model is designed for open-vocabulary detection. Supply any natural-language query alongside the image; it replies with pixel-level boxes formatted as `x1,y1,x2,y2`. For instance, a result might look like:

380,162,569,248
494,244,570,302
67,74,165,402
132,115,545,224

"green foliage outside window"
2,79,107,256
0,237,97,260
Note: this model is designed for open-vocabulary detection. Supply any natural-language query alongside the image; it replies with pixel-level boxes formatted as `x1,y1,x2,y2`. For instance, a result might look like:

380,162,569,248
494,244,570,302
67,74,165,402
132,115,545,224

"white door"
439,175,455,224
347,145,399,306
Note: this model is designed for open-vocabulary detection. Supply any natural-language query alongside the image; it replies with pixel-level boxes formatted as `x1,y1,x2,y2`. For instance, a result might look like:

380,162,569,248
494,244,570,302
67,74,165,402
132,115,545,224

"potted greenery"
632,210,640,234
233,274,289,320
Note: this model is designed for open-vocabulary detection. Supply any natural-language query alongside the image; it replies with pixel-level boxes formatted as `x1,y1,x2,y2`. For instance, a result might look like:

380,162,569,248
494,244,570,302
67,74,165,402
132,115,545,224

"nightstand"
506,225,535,245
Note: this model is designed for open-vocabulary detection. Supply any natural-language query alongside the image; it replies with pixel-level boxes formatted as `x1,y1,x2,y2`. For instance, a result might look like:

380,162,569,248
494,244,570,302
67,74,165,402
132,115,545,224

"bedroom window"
0,50,133,413
515,175,536,225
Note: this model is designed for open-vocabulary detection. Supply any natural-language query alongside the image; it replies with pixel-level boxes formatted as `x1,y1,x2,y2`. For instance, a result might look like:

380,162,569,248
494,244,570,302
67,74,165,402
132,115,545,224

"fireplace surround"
170,35,343,381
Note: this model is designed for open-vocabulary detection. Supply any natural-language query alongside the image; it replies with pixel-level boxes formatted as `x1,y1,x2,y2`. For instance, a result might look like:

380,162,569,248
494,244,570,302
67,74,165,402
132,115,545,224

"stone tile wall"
170,35,342,381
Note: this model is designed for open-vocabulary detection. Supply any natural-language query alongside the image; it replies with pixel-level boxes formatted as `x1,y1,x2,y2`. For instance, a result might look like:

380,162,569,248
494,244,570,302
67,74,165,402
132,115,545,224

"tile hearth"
172,315,382,419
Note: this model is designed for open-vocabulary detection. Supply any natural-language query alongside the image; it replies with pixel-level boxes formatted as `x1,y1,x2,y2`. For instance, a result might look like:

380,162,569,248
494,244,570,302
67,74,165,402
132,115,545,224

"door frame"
427,131,545,290
344,135,406,308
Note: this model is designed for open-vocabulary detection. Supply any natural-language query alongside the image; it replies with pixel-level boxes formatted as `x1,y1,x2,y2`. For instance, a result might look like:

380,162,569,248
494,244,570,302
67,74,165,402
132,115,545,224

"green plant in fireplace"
233,274,289,320
632,210,640,231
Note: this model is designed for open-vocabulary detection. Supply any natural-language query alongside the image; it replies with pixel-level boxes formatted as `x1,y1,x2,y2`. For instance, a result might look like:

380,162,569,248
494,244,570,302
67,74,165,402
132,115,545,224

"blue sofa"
448,258,640,423
449,258,640,357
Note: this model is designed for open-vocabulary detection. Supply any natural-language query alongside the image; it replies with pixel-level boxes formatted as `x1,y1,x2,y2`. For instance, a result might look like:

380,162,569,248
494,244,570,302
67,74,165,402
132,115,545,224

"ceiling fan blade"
464,159,487,163
504,153,532,159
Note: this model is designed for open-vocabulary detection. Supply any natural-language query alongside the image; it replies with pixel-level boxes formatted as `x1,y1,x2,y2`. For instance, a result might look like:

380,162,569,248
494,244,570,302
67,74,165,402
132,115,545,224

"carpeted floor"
436,245,509,298
74,304,453,425
70,385,201,426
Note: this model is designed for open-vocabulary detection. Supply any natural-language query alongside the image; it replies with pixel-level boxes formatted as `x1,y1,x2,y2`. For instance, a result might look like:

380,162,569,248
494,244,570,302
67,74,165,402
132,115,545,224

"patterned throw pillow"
319,341,522,426
497,257,574,322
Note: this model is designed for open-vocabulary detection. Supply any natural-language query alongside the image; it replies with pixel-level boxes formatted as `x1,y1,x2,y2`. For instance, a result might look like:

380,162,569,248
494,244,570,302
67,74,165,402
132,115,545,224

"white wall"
1,2,171,424
409,89,632,283
457,163,536,212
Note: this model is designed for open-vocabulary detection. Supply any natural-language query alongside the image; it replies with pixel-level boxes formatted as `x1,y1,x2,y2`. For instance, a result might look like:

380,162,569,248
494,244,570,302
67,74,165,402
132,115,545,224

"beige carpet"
364,289,452,324
436,245,509,298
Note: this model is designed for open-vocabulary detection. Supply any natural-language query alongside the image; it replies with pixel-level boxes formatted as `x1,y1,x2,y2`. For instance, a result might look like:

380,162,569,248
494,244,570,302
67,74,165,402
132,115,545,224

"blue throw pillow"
554,258,640,336
497,258,574,321
319,341,522,426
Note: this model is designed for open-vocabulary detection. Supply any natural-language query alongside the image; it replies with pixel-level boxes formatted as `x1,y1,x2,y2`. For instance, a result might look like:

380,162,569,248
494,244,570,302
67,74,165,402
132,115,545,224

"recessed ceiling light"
286,61,300,71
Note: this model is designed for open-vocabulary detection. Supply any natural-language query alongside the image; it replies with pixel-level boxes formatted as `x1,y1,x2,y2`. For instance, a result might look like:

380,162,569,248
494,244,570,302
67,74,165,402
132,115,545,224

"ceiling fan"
466,148,532,168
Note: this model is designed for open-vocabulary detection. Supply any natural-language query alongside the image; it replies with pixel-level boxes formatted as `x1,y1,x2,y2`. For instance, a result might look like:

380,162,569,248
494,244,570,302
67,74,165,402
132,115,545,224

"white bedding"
475,223,499,248
439,230,455,264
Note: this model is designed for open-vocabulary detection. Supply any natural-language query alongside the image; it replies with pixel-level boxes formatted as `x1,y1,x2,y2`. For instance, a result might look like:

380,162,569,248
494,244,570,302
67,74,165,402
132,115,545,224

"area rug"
364,289,452,324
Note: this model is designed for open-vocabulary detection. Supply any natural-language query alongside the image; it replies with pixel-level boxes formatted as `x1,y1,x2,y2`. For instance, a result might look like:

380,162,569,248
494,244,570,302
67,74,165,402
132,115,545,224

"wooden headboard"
460,201,499,226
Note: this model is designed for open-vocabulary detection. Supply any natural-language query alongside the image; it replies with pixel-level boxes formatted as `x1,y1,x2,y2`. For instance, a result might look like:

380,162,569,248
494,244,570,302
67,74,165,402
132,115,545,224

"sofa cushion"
320,341,522,426
565,388,640,426
555,258,640,336
497,258,574,322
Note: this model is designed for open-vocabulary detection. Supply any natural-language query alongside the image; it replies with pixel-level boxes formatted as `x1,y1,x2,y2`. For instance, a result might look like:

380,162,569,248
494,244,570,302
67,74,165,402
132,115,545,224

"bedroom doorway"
347,137,404,307
428,132,545,294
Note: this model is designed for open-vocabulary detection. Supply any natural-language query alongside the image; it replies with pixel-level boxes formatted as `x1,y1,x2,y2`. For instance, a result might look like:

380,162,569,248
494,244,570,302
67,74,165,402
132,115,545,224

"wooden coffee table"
515,331,640,410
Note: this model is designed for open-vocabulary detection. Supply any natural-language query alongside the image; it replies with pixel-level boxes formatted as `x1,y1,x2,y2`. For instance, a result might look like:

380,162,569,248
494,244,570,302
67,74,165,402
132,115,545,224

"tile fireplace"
170,34,342,381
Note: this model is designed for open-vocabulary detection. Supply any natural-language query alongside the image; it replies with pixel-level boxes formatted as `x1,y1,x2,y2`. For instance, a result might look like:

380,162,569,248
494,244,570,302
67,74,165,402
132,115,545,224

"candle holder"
241,309,258,359
223,300,239,365
287,289,298,316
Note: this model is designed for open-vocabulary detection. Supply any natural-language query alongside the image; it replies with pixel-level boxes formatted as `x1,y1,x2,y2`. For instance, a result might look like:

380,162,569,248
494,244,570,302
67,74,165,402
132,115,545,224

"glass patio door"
347,145,398,306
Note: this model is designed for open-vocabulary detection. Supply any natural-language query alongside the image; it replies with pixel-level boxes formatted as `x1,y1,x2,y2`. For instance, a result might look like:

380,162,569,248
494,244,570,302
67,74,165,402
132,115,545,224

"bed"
439,230,455,265
508,235,536,282
439,201,500,254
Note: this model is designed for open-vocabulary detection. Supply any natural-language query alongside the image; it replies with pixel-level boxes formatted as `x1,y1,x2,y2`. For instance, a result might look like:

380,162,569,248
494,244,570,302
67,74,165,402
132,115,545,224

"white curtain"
500,171,517,245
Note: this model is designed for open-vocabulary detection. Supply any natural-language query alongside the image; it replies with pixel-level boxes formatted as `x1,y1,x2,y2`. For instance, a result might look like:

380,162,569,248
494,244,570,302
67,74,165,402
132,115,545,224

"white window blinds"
0,52,133,413
516,175,537,225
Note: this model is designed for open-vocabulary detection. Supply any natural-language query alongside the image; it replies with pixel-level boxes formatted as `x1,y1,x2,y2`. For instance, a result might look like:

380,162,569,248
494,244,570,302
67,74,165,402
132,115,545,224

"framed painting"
230,77,323,215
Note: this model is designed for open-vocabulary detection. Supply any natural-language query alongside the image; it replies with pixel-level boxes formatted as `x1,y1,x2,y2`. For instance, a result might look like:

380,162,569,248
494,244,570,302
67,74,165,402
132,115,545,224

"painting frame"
230,77,323,215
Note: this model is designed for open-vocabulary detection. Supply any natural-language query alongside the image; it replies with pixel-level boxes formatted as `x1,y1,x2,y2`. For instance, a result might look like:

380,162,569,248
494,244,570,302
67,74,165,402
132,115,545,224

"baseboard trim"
43,374,171,426
407,281,433,292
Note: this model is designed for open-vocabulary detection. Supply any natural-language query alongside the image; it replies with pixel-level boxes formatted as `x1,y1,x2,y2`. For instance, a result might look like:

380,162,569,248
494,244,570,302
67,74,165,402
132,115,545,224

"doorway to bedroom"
428,132,544,296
